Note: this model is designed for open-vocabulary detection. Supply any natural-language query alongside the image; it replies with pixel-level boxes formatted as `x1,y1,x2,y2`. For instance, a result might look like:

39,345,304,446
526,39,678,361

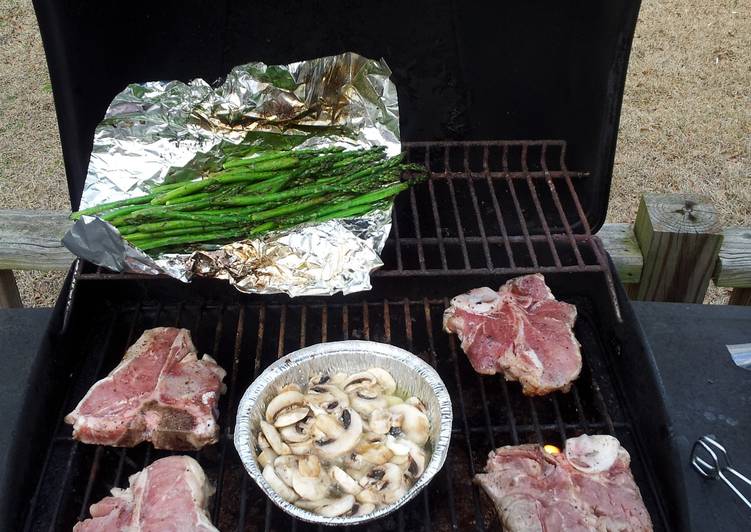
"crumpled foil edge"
63,52,400,296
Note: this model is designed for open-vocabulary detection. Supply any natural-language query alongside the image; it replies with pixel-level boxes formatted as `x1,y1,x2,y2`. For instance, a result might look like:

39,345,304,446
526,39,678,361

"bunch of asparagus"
70,146,425,253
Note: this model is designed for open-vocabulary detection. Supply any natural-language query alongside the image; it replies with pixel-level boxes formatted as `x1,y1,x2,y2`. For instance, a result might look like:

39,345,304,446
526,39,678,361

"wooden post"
0,270,22,308
633,193,723,303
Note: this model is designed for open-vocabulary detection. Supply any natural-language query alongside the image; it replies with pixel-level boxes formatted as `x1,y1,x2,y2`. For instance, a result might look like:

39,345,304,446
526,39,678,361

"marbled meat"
443,274,581,395
73,455,218,532
65,327,226,450
475,434,653,532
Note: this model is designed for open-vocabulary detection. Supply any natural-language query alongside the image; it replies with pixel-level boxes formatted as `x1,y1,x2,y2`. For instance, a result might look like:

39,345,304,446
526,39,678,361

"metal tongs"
691,435,751,510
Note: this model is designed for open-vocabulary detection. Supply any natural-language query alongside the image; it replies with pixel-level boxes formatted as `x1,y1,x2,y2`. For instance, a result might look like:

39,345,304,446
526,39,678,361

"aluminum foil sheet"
234,341,453,525
63,52,400,295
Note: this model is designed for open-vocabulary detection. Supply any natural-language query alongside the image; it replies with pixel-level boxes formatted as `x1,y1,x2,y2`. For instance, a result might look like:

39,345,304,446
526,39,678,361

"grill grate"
74,140,615,291
25,297,668,531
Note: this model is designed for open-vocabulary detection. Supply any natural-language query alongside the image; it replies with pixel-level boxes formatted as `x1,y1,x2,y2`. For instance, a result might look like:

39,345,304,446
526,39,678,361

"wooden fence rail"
1,192,750,307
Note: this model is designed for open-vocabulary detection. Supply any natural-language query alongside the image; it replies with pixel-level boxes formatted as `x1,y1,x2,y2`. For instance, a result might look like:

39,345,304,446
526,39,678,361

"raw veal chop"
74,455,218,532
65,327,226,450
475,435,653,532
443,274,581,395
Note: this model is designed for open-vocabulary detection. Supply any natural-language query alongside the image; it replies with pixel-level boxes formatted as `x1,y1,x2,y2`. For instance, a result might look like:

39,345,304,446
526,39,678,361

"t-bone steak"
73,455,219,532
475,434,653,532
65,327,226,450
443,274,581,395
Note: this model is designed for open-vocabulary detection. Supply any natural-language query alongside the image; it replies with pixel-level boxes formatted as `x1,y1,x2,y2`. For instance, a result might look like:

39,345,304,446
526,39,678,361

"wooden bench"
0,210,74,307
594,194,751,304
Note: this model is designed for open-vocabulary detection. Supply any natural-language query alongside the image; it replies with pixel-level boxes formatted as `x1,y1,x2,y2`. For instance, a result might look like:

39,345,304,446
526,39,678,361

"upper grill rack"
74,140,612,280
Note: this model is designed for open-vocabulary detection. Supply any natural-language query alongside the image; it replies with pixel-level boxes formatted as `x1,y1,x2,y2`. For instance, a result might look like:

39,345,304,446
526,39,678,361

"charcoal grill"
14,1,691,530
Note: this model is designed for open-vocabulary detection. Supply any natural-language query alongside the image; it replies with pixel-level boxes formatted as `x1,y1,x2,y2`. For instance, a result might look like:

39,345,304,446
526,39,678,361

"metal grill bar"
27,296,668,531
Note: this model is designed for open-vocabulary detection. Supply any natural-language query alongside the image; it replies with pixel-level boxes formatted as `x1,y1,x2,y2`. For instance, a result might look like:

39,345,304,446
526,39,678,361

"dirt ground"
1,0,749,307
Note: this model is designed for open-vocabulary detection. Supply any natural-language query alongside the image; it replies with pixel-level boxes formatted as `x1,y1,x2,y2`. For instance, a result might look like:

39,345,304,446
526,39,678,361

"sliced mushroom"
330,465,362,495
263,464,298,503
266,390,305,423
257,433,271,451
369,409,391,434
368,368,396,394
355,440,394,465
359,463,402,492
295,498,335,511
343,371,378,392
257,448,277,468
298,455,321,478
308,373,331,386
406,396,427,413
273,455,298,487
313,413,345,440
385,435,410,456
350,502,376,516
315,495,355,517
273,406,310,428
288,439,314,455
279,418,315,443
260,420,291,455
381,485,407,504
292,467,330,501
315,408,363,459
306,384,349,415
355,489,381,505
389,453,410,467
350,388,388,417
389,404,430,446
404,439,427,479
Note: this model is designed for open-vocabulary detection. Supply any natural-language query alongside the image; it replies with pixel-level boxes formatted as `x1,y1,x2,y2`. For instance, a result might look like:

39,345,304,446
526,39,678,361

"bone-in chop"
475,434,653,532
65,327,226,450
443,274,581,395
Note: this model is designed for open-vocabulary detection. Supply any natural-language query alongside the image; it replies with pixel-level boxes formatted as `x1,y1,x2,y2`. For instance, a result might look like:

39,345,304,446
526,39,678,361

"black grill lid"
34,0,640,230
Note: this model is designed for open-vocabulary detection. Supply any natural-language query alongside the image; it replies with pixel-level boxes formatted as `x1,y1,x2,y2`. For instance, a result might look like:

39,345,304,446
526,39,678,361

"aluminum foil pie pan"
234,340,453,525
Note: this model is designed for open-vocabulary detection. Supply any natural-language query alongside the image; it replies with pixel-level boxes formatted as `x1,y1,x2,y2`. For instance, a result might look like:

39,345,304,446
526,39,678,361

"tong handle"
692,435,751,510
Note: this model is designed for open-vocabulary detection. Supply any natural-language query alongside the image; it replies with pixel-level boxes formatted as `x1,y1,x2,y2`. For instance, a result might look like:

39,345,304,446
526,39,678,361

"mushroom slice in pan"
263,464,298,503
359,463,403,492
343,371,378,392
350,388,388,417
369,409,391,434
266,390,305,423
367,368,396,395
273,455,298,487
350,502,376,516
288,439,314,455
257,433,271,451
384,435,410,456
355,440,394,465
315,408,363,459
315,495,355,517
307,384,349,415
260,420,292,455
405,396,427,413
389,404,429,446
404,439,427,479
257,448,277,468
314,413,346,440
274,406,310,428
298,455,322,478
292,462,330,501
330,465,362,495
280,418,315,443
